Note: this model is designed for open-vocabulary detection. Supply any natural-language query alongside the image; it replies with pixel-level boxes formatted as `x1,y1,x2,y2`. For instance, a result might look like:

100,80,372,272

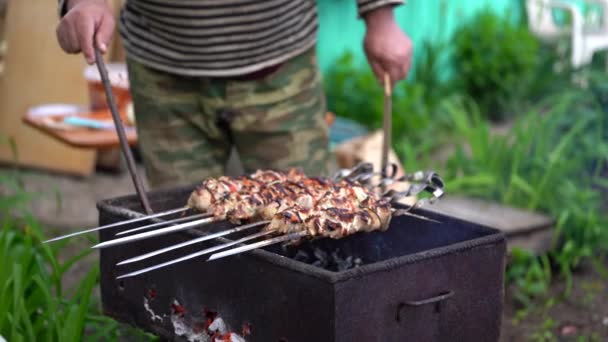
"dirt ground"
501,260,608,341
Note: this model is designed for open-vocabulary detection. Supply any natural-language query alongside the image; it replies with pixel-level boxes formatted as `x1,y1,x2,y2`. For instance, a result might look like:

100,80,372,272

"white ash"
143,297,163,323
170,300,209,342
208,317,227,335
170,314,208,342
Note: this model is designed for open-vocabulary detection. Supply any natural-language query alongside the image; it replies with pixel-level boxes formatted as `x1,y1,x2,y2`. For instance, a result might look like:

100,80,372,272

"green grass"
0,168,156,341
398,87,608,305
439,84,606,297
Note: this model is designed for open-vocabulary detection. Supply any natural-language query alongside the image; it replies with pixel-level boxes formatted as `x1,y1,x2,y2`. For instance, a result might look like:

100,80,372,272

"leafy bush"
439,90,608,300
452,9,540,121
506,248,552,307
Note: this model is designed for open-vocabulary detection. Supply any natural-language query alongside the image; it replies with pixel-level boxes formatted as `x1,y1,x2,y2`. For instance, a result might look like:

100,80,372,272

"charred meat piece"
187,168,304,213
266,199,392,239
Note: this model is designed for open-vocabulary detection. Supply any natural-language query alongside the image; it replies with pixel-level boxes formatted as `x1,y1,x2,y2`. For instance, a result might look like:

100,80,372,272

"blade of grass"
32,275,61,339
529,118,590,209
60,267,99,341
17,292,35,342
58,247,95,278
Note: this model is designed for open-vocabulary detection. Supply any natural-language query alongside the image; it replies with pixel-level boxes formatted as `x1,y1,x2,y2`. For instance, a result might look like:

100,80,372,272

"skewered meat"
187,168,305,213
190,171,383,225
191,177,318,223
186,168,393,238
266,198,392,239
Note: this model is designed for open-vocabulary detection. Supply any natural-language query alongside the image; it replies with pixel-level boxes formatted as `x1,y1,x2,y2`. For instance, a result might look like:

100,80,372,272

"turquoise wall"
316,0,523,74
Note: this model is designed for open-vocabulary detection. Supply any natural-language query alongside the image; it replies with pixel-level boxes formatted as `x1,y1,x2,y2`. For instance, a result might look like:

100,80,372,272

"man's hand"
56,0,115,64
363,7,413,86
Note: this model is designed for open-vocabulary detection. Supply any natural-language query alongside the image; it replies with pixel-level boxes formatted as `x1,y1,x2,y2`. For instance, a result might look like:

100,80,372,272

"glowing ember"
160,300,251,341
171,302,187,316
148,288,157,300
169,300,207,341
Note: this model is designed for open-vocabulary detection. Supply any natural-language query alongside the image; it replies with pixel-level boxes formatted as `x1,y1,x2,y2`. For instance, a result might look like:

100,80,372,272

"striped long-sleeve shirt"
59,0,404,77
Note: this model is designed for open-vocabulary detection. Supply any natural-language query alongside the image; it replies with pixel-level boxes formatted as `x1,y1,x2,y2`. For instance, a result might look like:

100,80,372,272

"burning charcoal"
328,249,350,271
171,301,186,317
215,332,246,342
204,308,218,322
241,322,252,336
336,256,354,272
313,248,328,262
354,257,362,267
147,288,157,300
334,257,350,271
169,300,198,339
191,321,207,335
289,245,365,271
170,314,190,338
312,260,325,268
293,250,310,263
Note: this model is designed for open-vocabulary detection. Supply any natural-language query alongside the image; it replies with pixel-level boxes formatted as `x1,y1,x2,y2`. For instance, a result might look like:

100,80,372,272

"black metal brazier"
98,185,506,342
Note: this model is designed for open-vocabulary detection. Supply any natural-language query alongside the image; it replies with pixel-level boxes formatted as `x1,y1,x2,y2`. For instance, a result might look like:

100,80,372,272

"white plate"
27,104,87,118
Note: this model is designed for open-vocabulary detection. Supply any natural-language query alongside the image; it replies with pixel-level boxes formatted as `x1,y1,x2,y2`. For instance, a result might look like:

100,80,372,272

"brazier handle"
396,290,454,322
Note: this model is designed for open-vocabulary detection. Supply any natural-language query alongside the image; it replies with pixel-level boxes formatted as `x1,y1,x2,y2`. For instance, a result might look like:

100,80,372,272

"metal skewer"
205,210,438,263
43,207,189,243
133,209,437,267
92,216,218,249
115,212,211,236
116,220,270,265
95,47,153,215
116,229,277,278
394,210,441,223
207,231,307,261
117,207,439,266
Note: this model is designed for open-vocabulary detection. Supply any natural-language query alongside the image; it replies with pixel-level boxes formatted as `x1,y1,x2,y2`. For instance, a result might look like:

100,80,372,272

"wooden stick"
381,73,392,190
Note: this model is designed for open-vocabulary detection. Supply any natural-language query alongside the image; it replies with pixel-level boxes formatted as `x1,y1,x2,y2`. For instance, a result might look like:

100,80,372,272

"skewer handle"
94,47,153,215
381,72,392,190
383,73,392,97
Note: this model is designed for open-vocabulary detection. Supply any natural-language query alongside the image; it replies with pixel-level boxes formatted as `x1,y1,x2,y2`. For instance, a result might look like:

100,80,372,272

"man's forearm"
362,6,396,26
360,0,412,84
356,0,404,18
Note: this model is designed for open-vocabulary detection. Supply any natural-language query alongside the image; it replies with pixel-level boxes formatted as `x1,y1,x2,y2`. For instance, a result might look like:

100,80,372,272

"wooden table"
22,105,137,149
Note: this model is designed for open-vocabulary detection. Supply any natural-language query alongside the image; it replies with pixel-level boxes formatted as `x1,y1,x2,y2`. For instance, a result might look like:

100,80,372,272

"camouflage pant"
127,48,330,190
